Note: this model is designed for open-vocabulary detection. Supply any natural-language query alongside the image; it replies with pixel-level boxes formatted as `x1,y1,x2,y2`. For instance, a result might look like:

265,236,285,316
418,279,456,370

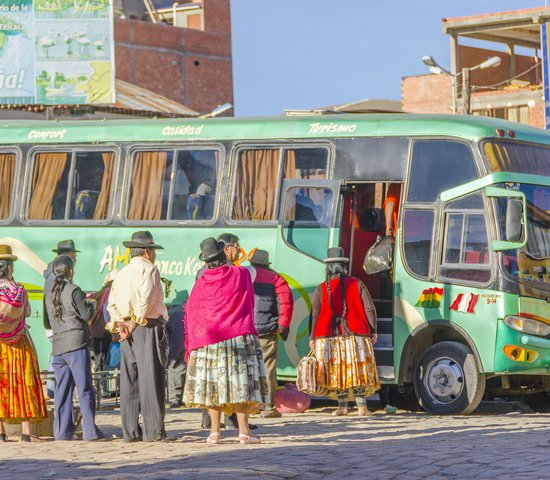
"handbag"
363,235,393,275
296,350,328,396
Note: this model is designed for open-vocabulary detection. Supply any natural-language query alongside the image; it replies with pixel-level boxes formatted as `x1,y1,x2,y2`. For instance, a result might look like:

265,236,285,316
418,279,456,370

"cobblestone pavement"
1,405,549,479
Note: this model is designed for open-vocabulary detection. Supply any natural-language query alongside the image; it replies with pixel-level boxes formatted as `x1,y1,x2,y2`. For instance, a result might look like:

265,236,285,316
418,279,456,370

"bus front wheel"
414,341,485,415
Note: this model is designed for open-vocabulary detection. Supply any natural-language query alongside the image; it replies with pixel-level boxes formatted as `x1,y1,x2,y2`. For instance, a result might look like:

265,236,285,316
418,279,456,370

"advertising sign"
0,0,115,105
542,23,550,130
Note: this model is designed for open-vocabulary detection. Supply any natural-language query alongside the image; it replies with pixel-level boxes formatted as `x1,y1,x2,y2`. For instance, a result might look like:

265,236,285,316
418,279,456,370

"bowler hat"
52,239,80,254
199,237,225,262
0,245,17,261
323,247,349,264
248,249,271,267
122,231,164,249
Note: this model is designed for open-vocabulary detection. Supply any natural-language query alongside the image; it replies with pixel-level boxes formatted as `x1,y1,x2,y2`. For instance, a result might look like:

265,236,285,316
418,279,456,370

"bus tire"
414,341,485,415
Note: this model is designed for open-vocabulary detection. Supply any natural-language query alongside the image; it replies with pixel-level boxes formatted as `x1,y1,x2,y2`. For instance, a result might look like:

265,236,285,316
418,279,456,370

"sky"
230,0,547,117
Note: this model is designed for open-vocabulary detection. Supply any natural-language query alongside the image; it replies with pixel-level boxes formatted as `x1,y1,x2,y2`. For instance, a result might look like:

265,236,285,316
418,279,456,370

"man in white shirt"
107,231,169,442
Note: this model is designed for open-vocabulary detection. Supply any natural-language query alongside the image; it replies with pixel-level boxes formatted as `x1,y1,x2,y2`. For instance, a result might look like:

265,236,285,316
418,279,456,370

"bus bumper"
494,320,550,375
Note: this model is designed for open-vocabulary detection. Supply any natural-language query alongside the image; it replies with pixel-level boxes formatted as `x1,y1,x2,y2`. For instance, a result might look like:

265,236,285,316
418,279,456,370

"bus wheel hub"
425,357,464,403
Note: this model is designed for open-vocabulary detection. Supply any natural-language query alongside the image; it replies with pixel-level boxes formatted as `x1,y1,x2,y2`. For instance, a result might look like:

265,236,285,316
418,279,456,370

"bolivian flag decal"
415,288,444,308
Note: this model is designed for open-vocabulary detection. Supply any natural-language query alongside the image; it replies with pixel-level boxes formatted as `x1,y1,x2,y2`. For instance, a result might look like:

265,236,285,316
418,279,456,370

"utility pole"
461,68,471,115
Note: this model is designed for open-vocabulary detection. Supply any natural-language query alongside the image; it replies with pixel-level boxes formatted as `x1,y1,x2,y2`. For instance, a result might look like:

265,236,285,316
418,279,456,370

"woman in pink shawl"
183,237,268,445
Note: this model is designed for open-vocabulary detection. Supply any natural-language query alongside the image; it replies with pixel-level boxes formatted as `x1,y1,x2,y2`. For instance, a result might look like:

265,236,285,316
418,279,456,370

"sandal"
332,407,349,416
238,434,261,444
357,407,372,417
21,434,43,443
206,432,221,444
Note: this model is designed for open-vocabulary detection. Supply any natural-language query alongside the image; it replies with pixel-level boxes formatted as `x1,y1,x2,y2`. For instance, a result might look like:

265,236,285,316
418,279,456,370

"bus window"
439,193,491,283
127,148,219,222
402,209,434,278
0,153,16,220
231,148,280,221
283,186,333,260
407,140,477,203
27,151,115,222
283,147,328,180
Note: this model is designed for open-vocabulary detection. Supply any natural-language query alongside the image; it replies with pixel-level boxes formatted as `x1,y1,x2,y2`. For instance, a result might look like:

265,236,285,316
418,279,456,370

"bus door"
274,179,341,378
341,181,396,382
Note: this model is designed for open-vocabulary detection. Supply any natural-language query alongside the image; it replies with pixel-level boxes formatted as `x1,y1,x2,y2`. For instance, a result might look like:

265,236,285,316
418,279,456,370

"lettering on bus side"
28,129,67,140
308,123,357,134
161,125,204,136
99,245,202,277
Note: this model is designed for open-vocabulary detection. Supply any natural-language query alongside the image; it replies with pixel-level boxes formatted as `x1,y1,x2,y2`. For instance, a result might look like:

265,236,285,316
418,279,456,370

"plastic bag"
363,235,393,275
274,383,311,413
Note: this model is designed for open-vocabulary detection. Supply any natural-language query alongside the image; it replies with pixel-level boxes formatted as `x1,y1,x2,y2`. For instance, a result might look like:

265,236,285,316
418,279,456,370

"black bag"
363,235,393,275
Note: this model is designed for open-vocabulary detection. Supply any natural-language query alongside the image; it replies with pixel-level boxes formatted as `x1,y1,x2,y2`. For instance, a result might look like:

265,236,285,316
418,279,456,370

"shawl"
0,279,27,344
184,265,257,361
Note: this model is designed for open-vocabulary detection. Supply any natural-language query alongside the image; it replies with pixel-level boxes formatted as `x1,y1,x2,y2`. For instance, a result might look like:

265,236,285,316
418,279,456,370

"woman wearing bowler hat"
309,247,380,416
0,245,47,442
183,237,268,445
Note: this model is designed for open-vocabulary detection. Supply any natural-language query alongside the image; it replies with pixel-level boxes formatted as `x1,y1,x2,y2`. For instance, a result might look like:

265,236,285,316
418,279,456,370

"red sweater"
310,276,376,339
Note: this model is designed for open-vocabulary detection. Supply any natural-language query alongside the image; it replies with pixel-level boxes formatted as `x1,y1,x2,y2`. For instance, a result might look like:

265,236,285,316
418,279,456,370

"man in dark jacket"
166,299,186,408
249,249,293,418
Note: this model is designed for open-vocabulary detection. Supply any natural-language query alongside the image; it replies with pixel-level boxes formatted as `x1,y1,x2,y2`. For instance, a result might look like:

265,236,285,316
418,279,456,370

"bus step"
376,333,393,348
376,365,394,381
373,346,393,366
377,317,393,335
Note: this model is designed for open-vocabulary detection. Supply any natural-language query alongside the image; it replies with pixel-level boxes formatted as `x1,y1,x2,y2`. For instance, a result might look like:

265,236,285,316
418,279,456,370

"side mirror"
485,186,527,251
505,198,523,243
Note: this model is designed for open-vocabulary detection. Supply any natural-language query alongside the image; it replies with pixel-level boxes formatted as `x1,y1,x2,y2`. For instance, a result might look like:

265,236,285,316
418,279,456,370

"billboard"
542,22,550,130
0,0,115,105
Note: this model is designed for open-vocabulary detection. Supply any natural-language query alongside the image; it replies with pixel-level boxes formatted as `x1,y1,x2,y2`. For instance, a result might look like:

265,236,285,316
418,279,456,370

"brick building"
402,8,549,128
114,0,233,115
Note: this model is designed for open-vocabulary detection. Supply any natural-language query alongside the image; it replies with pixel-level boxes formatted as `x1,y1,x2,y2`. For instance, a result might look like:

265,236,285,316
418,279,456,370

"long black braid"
325,262,348,335
51,255,74,323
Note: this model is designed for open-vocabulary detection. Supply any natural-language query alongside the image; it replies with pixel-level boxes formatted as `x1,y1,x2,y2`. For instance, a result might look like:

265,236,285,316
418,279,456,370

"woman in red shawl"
0,245,47,442
183,237,268,445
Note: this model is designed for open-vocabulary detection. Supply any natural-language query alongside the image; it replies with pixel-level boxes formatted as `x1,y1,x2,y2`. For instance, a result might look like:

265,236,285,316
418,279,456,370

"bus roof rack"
284,98,404,116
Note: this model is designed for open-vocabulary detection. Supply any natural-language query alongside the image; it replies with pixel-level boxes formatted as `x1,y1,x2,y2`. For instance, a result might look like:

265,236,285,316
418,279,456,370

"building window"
126,148,218,222
474,105,529,125
27,150,115,221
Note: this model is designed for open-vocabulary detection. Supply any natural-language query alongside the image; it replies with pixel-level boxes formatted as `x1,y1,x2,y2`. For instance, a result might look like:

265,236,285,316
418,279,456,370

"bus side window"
283,147,328,181
439,193,491,283
0,152,16,221
402,209,434,279
407,140,478,203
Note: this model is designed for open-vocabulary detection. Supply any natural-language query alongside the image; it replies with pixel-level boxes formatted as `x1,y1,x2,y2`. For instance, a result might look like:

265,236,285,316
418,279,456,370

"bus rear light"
504,315,550,337
495,128,506,137
503,345,539,363
507,130,516,138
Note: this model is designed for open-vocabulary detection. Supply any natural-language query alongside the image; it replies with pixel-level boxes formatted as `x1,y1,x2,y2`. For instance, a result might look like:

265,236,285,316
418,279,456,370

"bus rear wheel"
414,341,485,415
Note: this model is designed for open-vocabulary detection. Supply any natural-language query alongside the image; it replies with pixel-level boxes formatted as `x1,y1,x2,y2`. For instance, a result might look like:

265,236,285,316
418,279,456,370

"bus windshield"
495,183,550,287
483,140,550,176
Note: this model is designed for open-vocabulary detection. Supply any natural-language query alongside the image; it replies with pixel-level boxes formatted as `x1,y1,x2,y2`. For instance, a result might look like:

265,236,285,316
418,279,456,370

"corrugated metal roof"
114,79,198,116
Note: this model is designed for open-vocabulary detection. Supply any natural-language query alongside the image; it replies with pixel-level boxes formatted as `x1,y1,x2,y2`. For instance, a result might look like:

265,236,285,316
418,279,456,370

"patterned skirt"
314,335,380,398
183,334,269,414
0,334,48,423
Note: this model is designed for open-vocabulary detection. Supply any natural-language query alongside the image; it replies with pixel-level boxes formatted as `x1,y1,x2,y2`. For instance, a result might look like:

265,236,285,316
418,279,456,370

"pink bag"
274,383,311,413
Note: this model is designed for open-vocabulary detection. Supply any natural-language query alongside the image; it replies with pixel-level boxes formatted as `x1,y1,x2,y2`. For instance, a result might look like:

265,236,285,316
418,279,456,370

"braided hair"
0,259,13,280
51,255,74,323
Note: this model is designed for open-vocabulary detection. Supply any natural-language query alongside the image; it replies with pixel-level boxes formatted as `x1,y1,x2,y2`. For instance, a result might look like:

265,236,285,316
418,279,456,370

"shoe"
206,432,221,444
332,407,349,416
124,436,143,443
384,405,398,414
0,433,7,442
261,409,282,418
238,434,261,444
87,436,109,442
21,434,43,443
168,402,182,408
357,407,372,416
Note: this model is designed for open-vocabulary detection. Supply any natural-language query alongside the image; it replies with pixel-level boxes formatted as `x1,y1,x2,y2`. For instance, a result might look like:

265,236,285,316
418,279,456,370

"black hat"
248,249,271,266
323,247,349,264
122,231,164,249
52,239,80,254
199,237,225,262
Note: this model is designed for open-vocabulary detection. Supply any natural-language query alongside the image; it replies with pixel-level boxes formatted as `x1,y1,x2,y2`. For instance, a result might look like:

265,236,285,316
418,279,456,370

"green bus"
1,113,548,415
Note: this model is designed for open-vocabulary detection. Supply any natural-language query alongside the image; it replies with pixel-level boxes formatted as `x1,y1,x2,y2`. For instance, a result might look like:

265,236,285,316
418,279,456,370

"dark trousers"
52,347,103,441
167,358,186,405
120,324,167,442
92,331,112,372
259,334,278,408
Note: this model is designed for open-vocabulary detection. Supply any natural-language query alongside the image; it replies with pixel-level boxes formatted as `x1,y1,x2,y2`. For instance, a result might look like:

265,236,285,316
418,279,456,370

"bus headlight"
504,316,550,337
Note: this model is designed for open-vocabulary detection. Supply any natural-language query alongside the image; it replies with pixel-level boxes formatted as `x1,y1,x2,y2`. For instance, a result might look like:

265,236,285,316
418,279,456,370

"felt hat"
323,247,349,264
0,245,17,261
52,239,80,254
248,248,271,266
199,237,225,262
122,231,164,249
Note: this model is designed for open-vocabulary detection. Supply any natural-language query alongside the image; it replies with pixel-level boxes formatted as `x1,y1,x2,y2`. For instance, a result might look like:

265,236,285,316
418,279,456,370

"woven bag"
296,350,328,396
